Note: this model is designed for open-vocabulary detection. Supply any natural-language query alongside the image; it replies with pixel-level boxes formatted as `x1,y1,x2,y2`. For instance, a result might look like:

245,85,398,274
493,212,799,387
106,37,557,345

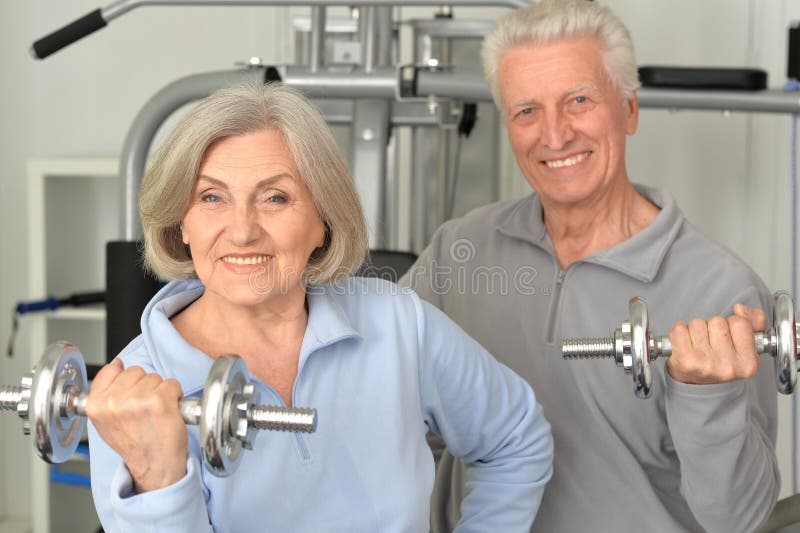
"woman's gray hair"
139,82,368,284
482,0,640,106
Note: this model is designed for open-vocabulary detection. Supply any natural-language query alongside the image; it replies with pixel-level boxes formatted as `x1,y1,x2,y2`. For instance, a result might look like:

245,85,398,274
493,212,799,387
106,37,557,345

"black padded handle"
31,8,107,59
61,291,106,307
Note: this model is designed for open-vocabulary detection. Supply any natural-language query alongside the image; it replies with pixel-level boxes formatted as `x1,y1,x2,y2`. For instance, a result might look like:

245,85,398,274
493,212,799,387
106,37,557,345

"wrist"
130,459,187,493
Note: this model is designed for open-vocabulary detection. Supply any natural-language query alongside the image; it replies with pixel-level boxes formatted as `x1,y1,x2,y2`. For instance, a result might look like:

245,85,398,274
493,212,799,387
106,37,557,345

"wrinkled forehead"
500,38,611,97
184,127,328,217
195,130,302,182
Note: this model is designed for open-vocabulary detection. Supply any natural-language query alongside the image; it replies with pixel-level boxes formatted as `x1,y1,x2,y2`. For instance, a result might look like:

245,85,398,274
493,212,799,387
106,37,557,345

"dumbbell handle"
0,387,22,412
562,330,778,361
0,384,316,433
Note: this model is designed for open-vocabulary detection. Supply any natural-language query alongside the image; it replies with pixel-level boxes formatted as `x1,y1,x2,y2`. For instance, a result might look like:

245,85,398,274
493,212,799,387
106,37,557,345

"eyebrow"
565,83,598,95
195,173,296,189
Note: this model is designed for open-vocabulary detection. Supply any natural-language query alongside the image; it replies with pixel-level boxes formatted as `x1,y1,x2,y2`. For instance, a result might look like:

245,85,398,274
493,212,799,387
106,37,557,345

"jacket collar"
141,279,360,396
496,184,684,282
299,283,361,370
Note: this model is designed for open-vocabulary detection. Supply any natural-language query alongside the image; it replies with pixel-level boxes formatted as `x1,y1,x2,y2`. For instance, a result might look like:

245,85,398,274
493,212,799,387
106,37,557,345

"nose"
541,108,574,151
227,203,260,245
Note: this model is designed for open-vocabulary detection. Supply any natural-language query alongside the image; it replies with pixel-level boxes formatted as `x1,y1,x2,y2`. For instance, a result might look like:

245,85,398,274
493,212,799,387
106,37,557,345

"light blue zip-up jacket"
88,276,553,533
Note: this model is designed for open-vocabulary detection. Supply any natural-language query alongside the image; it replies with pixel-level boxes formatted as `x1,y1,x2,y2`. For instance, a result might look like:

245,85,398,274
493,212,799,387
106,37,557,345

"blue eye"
267,194,287,203
575,96,587,104
201,193,220,203
513,107,534,121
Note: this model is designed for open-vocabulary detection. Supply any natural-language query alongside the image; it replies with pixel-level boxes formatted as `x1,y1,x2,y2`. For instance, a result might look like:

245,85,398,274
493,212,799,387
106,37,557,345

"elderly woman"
86,82,553,532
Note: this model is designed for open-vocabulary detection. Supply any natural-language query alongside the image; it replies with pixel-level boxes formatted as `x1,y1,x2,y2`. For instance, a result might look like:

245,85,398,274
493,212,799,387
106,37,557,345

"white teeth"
222,256,270,265
545,152,588,169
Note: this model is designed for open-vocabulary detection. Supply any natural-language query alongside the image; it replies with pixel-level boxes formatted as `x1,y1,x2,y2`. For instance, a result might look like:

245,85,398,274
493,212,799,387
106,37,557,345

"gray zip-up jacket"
401,184,779,533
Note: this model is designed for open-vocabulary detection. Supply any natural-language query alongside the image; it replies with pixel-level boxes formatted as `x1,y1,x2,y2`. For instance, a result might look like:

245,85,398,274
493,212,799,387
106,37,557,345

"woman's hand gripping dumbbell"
0,342,317,479
561,292,796,398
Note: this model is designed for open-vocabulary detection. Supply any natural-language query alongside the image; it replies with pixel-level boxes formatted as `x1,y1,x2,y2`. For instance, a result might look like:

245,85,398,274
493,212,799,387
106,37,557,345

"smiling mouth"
221,255,271,265
543,152,590,169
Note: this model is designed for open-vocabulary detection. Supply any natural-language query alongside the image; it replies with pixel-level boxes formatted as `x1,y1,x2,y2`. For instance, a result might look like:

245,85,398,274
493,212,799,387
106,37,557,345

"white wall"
3,0,800,525
0,1,35,522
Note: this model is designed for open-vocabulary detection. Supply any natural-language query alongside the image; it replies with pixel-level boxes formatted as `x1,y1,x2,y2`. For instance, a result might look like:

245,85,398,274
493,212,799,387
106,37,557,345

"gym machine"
29,0,516,362
562,292,798,399
32,0,800,363
0,342,317,476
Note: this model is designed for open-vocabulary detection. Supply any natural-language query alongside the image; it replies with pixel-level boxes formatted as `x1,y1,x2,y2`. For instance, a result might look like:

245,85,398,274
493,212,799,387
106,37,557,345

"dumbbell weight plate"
29,341,88,463
629,297,653,399
201,356,259,477
773,291,797,395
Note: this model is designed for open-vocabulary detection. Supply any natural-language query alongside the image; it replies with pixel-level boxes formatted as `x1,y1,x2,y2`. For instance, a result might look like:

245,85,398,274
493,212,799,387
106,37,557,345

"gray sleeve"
665,284,780,533
398,221,453,308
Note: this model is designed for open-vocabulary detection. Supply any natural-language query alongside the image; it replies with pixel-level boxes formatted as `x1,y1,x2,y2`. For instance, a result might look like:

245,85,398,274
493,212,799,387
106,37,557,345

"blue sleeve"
412,294,554,532
87,356,213,532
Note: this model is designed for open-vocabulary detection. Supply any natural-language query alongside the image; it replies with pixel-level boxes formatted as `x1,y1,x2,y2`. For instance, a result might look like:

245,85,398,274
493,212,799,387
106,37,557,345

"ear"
180,223,189,245
315,227,327,250
624,91,639,135
318,226,327,249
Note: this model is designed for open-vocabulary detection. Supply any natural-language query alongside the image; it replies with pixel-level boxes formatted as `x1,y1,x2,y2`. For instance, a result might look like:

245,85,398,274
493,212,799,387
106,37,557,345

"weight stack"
106,240,161,361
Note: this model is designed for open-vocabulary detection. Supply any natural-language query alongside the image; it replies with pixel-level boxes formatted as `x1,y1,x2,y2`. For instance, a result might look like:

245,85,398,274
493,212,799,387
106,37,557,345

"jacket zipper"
291,379,312,462
294,433,311,461
545,268,567,344
259,383,312,462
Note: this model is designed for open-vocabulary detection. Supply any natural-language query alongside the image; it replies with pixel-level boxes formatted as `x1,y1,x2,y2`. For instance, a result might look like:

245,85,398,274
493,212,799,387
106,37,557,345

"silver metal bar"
120,68,266,240
41,388,313,431
309,6,326,73
360,6,392,73
562,338,616,359
101,0,529,21
351,99,391,248
63,387,86,417
408,17,494,39
385,131,399,249
410,128,427,253
375,6,393,66
315,99,457,127
282,65,397,98
249,405,316,432
122,67,800,240
637,88,800,114
0,386,23,411
361,6,377,72
416,69,492,100
415,71,800,114
436,111,451,225
180,398,202,425
120,66,416,239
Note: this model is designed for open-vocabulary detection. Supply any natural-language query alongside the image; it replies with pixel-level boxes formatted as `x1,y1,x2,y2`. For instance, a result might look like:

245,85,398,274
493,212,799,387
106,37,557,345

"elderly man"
401,0,780,531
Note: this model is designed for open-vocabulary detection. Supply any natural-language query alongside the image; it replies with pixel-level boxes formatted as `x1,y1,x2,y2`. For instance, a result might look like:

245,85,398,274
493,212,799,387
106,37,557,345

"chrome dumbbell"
562,292,799,399
0,341,317,476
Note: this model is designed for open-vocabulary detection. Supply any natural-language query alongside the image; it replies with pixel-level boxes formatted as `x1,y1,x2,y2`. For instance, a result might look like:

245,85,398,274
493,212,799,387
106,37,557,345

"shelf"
25,157,116,533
